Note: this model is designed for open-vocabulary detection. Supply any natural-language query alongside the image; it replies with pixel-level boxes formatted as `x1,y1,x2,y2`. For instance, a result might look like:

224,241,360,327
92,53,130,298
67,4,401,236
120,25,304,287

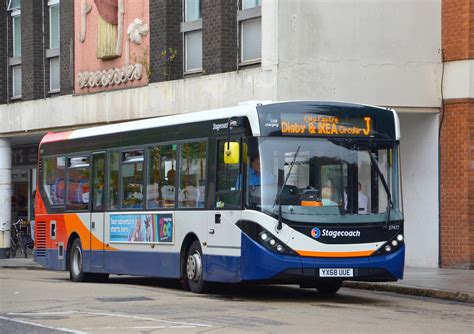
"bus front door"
90,152,106,269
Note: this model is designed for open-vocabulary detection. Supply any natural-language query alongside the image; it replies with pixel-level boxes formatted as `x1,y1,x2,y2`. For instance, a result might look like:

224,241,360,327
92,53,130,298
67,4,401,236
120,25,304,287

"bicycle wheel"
18,237,27,258
10,239,17,258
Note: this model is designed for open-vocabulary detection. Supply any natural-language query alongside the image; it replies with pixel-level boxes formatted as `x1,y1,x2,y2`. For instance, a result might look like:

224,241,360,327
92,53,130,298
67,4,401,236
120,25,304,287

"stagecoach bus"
35,101,404,294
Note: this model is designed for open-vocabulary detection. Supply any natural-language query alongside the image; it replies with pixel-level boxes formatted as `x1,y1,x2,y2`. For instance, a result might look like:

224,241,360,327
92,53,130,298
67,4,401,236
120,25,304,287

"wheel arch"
66,232,80,271
180,232,199,279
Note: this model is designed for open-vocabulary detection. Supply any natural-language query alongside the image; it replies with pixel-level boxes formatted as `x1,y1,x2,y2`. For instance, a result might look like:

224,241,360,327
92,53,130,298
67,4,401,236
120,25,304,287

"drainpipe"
0,138,12,259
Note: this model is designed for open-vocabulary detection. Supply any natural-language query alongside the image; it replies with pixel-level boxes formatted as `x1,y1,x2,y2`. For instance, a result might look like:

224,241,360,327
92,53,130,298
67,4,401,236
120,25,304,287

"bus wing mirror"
224,142,240,164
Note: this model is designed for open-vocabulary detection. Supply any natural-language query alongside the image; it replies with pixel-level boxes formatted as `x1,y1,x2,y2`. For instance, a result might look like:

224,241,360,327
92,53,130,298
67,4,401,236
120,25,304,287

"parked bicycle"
9,218,34,258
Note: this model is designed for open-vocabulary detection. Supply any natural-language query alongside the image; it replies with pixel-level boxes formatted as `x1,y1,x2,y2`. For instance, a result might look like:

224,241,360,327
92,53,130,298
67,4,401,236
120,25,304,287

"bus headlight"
375,230,404,256
236,220,296,256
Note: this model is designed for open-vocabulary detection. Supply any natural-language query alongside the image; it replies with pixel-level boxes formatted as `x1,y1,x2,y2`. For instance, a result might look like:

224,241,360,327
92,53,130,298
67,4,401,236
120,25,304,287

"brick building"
0,0,472,269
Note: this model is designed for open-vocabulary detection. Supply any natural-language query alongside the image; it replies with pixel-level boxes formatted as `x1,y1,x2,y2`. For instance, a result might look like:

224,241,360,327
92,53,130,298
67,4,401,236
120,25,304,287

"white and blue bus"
35,101,404,294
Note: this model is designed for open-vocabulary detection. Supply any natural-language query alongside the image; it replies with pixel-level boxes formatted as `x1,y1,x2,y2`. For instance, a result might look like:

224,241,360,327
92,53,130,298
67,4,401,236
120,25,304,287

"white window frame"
238,4,262,66
181,0,202,74
7,0,21,12
47,0,60,93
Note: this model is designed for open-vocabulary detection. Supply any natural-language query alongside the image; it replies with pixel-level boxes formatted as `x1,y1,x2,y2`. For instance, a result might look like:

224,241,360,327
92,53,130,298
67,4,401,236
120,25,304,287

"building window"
238,0,262,64
47,0,60,93
181,0,202,73
8,0,22,98
11,65,22,98
49,1,60,49
12,12,21,57
49,56,60,91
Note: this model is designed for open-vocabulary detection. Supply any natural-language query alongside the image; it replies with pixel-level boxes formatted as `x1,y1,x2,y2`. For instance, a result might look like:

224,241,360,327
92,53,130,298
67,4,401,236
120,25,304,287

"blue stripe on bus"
35,250,67,271
36,237,404,282
203,254,241,282
103,251,180,278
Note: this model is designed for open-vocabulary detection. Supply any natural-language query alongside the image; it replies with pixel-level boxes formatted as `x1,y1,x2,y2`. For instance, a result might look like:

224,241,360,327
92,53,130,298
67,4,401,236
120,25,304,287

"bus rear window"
43,156,66,205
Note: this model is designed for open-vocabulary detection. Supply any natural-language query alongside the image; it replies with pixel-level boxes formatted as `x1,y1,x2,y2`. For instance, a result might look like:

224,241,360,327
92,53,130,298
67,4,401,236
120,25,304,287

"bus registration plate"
319,268,353,277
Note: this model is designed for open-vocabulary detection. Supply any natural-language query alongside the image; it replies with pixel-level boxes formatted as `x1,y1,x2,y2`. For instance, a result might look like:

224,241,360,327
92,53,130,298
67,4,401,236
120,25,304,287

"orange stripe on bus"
65,214,117,251
295,250,374,258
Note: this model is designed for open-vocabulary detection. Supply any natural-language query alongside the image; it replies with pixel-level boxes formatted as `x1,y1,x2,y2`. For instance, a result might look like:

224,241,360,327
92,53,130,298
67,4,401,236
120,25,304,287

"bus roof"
40,101,400,144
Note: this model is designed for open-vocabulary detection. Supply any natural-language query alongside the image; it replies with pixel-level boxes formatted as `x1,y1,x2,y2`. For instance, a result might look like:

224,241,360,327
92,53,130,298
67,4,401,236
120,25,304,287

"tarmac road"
1,269,473,333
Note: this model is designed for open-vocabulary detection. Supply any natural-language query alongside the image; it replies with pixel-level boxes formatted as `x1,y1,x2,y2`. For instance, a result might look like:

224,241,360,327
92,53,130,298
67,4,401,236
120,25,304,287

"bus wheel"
186,240,208,293
315,281,342,296
70,239,89,282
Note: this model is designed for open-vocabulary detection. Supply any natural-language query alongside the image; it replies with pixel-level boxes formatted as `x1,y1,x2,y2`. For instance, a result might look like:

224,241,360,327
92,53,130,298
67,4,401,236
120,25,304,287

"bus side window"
147,144,177,209
107,151,119,210
178,141,207,209
216,140,241,209
121,150,145,209
92,153,106,211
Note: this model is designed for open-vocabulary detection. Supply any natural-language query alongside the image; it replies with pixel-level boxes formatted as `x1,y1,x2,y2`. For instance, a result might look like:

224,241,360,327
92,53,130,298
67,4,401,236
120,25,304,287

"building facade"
0,0,472,269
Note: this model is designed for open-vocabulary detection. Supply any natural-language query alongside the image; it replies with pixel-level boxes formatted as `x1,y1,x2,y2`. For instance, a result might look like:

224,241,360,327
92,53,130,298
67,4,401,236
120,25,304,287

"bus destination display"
280,113,372,137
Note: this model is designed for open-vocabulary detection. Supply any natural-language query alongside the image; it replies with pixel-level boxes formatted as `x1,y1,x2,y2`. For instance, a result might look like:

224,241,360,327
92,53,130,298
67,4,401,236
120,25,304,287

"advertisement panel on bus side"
110,213,173,244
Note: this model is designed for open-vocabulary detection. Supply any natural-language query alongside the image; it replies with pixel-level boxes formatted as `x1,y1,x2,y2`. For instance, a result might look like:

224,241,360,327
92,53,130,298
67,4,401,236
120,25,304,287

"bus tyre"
186,240,208,293
316,281,342,296
70,239,90,282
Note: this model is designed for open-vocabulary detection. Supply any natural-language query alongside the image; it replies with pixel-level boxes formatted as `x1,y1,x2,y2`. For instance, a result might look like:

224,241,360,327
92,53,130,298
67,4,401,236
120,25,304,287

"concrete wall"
399,112,440,267
0,67,277,133
273,0,442,107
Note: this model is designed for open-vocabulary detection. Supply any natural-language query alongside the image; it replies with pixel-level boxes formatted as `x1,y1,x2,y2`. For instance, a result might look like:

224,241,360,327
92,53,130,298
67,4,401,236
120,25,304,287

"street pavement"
1,268,473,333
1,257,473,304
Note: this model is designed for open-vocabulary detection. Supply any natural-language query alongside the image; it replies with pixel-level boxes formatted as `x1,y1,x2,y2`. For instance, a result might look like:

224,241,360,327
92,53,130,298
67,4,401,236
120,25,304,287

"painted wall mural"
75,0,149,92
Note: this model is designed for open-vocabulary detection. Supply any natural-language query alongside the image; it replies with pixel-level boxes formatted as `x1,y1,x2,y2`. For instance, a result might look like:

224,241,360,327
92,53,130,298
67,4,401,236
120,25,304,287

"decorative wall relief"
77,64,143,88
94,0,124,59
79,0,92,43
74,0,150,92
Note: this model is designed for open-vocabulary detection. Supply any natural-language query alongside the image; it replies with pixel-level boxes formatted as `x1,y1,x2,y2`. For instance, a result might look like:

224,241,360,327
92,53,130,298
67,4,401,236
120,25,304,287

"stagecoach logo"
311,228,361,239
311,227,321,239
212,120,239,132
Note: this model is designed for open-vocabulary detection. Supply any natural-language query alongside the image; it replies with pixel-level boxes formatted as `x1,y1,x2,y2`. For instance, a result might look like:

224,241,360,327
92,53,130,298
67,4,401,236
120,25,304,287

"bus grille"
35,221,46,257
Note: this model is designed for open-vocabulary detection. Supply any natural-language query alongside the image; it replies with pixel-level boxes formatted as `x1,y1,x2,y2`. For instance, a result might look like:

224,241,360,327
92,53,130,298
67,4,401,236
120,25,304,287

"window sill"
184,69,203,77
239,59,261,68
10,95,22,101
48,89,60,95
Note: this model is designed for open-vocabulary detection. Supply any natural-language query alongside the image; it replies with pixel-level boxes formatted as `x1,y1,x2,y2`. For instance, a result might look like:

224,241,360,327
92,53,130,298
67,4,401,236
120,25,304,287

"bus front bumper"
240,233,405,283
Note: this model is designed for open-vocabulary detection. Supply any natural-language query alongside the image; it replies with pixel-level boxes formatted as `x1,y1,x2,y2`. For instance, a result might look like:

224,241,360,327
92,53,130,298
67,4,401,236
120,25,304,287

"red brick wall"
440,99,474,268
442,0,474,61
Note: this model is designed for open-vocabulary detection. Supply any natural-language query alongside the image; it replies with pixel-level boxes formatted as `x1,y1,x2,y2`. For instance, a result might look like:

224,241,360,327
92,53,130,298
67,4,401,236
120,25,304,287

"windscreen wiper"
368,151,393,229
273,146,301,230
